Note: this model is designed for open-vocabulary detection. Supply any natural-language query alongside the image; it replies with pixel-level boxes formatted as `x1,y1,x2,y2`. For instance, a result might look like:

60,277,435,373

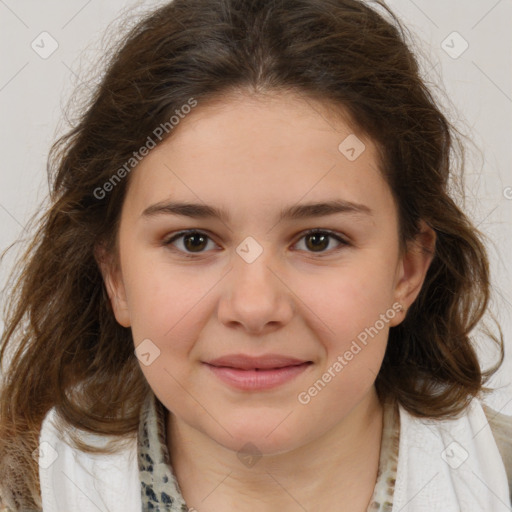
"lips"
203,355,313,391
205,354,310,370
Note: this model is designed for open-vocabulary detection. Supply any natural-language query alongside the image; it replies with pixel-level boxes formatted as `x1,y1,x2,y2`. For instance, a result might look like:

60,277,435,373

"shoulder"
39,406,141,512
393,397,511,510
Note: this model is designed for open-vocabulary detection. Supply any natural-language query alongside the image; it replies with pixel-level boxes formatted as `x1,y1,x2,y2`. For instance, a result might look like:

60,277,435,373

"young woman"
1,0,511,510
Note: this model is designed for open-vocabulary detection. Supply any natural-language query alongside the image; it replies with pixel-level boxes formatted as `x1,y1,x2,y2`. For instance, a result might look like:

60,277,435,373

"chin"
221,433,301,459
210,415,306,456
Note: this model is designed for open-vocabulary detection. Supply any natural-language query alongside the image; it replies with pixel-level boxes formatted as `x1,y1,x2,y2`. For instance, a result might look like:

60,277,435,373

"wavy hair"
0,0,503,508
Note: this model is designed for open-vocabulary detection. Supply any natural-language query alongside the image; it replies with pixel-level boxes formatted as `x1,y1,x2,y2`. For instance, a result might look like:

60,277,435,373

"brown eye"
164,230,216,255
294,230,348,254
182,232,208,252
305,232,330,252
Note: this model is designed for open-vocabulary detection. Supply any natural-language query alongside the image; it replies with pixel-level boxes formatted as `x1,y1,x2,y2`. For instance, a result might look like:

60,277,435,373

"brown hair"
0,0,503,508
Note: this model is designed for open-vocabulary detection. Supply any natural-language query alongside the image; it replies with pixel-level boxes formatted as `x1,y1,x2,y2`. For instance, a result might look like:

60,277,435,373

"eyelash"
162,228,350,258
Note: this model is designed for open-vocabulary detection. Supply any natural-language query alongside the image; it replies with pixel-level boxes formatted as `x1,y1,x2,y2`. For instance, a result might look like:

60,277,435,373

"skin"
97,90,435,511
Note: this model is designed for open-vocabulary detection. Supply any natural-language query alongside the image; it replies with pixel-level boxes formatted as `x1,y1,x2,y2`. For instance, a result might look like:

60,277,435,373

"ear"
94,243,131,328
389,220,436,327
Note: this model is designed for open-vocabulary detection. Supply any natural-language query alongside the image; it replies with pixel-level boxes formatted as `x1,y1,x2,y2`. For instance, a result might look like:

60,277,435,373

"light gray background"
1,0,511,411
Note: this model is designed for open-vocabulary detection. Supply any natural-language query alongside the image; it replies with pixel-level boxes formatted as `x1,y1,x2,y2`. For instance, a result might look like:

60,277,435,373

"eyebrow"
141,199,373,223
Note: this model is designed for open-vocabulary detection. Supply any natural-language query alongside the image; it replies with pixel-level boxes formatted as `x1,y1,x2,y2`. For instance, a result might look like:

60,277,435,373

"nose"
216,246,295,335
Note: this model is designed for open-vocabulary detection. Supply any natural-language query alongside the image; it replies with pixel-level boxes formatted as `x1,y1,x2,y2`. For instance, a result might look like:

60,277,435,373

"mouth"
206,362,312,371
203,355,313,391
205,354,312,371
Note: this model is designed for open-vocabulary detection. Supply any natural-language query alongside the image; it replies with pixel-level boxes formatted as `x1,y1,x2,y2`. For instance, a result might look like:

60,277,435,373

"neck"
167,387,384,512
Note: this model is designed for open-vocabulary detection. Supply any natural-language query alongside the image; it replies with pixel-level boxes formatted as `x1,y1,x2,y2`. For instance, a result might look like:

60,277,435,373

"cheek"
293,263,394,418
121,248,208,355
295,252,398,349
123,258,209,412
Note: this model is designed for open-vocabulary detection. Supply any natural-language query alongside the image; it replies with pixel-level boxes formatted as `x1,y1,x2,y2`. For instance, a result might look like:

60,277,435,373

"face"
98,91,433,455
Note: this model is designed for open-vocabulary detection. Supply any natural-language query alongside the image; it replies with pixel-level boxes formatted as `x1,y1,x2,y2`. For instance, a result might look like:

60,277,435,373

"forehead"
122,91,395,226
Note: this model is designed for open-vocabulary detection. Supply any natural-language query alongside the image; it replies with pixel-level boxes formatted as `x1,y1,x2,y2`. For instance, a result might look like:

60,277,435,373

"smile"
203,361,313,391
